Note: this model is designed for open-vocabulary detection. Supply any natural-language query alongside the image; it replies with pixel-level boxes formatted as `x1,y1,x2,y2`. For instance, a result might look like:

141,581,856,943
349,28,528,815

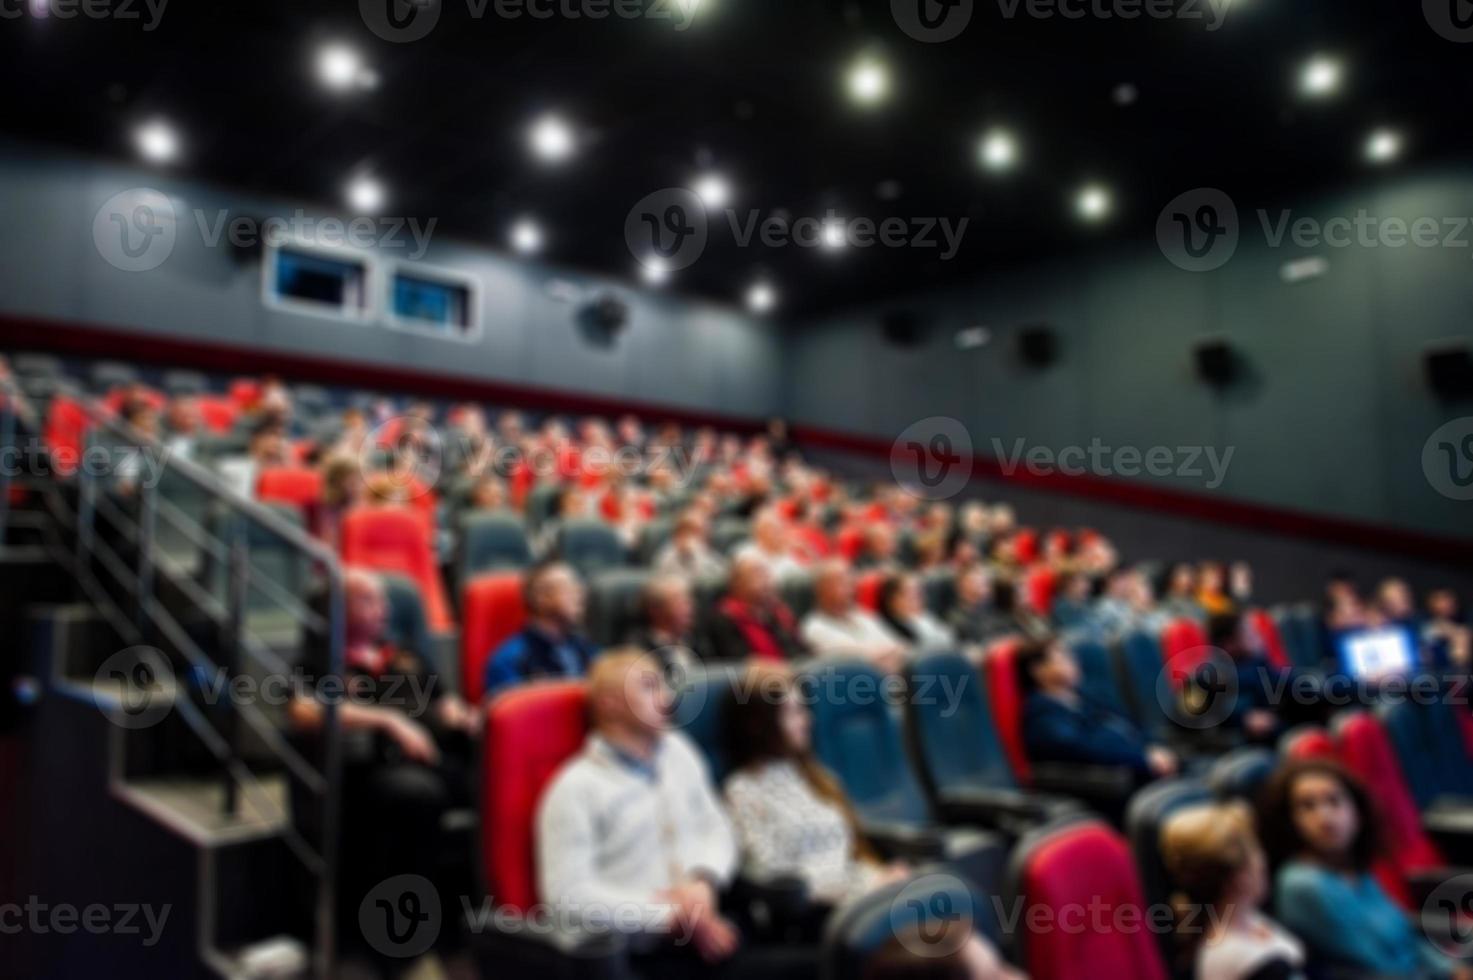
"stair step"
116,774,289,848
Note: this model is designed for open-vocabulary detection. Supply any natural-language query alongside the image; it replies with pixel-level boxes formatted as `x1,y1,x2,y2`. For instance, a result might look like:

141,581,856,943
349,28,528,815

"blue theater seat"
456,511,533,583
1117,631,1172,742
1071,638,1131,719
553,518,625,576
820,870,1002,979
1207,746,1276,803
673,662,746,784
1123,777,1214,964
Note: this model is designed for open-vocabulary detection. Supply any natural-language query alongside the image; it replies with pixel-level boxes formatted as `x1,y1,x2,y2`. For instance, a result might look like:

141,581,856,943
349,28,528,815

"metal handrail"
0,370,345,979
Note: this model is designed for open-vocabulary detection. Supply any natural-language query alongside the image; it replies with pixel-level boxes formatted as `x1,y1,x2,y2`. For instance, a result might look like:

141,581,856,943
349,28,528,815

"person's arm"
672,737,737,888
1023,697,1148,771
287,697,439,763
535,768,680,934
1275,866,1401,975
724,774,793,884
482,638,522,698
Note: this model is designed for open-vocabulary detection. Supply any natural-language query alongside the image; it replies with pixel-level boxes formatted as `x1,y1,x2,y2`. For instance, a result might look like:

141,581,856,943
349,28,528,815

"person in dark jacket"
483,560,598,696
707,554,805,662
1017,636,1178,779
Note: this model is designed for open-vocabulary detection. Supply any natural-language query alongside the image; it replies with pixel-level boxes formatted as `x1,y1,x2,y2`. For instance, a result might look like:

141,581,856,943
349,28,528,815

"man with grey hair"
627,573,705,666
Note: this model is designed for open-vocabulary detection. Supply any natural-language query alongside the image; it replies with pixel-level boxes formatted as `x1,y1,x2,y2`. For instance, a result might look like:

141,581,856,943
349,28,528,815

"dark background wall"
782,168,1473,540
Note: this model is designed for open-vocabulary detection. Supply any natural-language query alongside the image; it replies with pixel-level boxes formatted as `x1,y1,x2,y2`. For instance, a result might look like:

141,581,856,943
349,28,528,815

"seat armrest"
936,786,1079,830
1424,806,1473,866
1027,762,1137,803
859,820,948,862
728,873,823,943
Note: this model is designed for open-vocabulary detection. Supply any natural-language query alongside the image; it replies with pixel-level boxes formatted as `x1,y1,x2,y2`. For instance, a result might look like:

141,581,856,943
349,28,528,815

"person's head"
725,663,813,768
1015,636,1079,695
524,561,586,630
752,507,786,551
344,568,388,646
643,574,694,636
469,475,506,511
588,649,671,741
1429,588,1461,620
1376,577,1415,620
728,553,775,605
814,559,857,615
671,512,707,548
955,563,994,608
165,396,198,435
249,420,287,465
864,522,897,563
1161,802,1268,952
1258,758,1380,872
1057,571,1091,604
1197,560,1226,595
1166,562,1196,597
320,453,363,509
880,572,925,622
1325,570,1359,606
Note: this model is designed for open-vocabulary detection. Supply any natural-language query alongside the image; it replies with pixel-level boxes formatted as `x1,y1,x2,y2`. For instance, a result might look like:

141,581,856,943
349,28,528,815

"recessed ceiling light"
134,119,180,163
846,56,891,106
641,258,669,285
821,220,847,249
694,173,731,208
746,282,777,313
529,114,575,163
1112,82,1139,107
1299,55,1343,98
1365,128,1403,164
317,44,366,92
1075,184,1112,222
978,128,1019,172
511,218,543,254
346,176,385,213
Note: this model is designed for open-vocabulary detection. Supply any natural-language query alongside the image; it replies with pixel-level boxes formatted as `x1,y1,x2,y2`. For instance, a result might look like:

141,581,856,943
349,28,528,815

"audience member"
656,512,728,579
800,561,907,673
947,564,1014,648
877,572,955,653
732,507,805,583
708,554,804,662
628,573,705,667
483,561,597,696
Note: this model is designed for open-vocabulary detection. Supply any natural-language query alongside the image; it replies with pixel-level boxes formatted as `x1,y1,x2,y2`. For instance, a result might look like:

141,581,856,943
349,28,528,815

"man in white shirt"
537,651,814,977
730,507,804,584
799,560,907,674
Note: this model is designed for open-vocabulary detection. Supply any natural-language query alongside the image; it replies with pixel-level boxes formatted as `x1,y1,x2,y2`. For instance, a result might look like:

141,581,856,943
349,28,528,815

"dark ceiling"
2,0,1470,316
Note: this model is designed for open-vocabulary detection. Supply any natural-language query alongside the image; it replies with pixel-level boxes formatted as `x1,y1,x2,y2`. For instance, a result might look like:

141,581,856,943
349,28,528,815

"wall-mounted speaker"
1016,325,1058,369
576,293,630,348
1425,342,1473,399
880,311,929,349
1194,337,1237,387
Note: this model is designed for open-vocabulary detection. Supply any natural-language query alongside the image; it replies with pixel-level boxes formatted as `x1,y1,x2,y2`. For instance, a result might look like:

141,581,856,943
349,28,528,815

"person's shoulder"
538,745,600,810
662,729,708,770
1275,861,1334,900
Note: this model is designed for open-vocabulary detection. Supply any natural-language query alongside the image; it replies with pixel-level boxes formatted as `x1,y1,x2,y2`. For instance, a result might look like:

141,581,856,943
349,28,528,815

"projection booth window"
387,266,479,339
265,244,372,320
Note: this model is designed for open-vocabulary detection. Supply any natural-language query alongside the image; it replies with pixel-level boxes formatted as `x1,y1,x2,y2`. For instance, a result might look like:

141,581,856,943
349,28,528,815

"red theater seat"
1011,820,1168,980
229,378,260,409
1023,564,1057,616
1161,617,1210,690
195,396,238,435
855,569,886,611
340,505,453,632
983,636,1031,784
43,396,89,475
1245,608,1291,670
1280,725,1335,760
461,572,527,702
481,681,588,913
256,467,323,510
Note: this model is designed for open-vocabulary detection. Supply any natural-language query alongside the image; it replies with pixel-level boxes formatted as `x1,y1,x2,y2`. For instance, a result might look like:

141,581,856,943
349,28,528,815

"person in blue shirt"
1017,636,1178,780
1258,757,1471,979
483,560,599,697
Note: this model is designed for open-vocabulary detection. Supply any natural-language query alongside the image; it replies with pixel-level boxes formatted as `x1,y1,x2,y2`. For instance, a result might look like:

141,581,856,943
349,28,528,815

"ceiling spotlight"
821,220,847,249
134,119,180,164
978,128,1019,172
641,258,669,285
694,173,731,209
1112,82,1139,107
510,218,543,254
529,114,575,163
746,282,777,314
346,176,385,213
846,56,891,106
1365,128,1403,164
1299,55,1343,98
317,44,365,92
1075,184,1112,222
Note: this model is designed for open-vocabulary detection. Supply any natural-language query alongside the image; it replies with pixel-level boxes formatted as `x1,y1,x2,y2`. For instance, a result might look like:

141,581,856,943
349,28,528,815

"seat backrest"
1283,603,1327,668
675,663,745,785
1009,820,1169,980
481,681,589,913
821,872,991,980
921,568,957,616
585,568,651,647
1245,608,1291,671
461,571,527,702
1071,639,1130,719
379,571,433,672
982,637,1031,785
1379,698,1441,809
1279,724,1335,760
1207,747,1276,803
803,659,932,826
1160,617,1209,690
1124,777,1213,961
555,518,625,576
256,467,323,510
855,570,886,612
1334,711,1444,910
457,512,533,580
1023,564,1057,616
340,505,453,632
710,517,750,555
779,570,816,622
43,395,89,476
1118,631,1171,742
908,652,1019,797
635,516,675,564
195,395,239,435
